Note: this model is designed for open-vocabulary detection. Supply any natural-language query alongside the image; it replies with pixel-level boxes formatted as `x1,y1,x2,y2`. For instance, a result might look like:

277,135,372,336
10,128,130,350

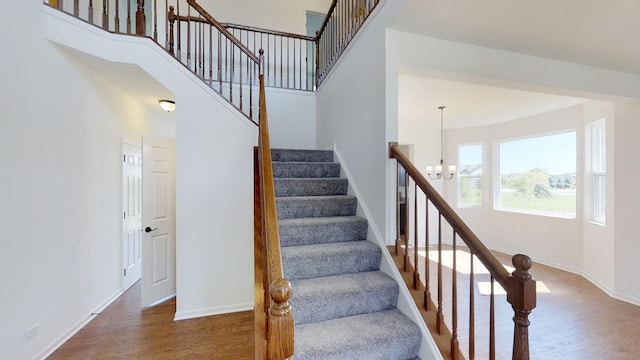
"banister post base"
268,278,294,359
507,254,536,360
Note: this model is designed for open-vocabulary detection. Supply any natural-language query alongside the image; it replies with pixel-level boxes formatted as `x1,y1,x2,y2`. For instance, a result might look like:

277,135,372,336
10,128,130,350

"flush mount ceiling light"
158,99,176,112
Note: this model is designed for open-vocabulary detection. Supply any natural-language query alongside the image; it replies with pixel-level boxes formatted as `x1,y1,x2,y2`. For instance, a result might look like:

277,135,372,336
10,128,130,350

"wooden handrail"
256,49,294,360
222,23,315,42
186,0,259,64
169,8,315,91
389,143,536,360
389,144,511,288
316,0,338,41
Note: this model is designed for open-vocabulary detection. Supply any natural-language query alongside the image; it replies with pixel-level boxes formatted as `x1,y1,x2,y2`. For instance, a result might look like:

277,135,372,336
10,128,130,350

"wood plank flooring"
48,251,640,359
406,245,640,360
47,281,254,359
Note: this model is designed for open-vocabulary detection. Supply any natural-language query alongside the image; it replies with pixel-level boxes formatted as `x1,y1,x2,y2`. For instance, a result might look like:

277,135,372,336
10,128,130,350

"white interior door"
142,137,176,307
122,141,143,291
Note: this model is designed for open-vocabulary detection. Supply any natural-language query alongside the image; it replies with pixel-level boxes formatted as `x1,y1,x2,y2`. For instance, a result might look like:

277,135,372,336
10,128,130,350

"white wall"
581,101,615,293
174,81,257,320
1,2,151,359
316,0,409,245
613,102,640,304
265,88,316,149
397,93,444,246
198,0,332,34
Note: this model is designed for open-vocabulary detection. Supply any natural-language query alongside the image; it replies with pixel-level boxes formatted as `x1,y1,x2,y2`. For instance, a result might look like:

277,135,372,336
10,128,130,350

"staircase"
272,148,422,360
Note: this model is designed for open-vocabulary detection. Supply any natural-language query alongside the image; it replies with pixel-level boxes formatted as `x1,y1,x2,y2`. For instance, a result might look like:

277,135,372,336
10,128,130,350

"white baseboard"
581,272,615,298
489,246,640,307
488,244,583,275
173,302,253,321
36,289,123,360
611,292,640,307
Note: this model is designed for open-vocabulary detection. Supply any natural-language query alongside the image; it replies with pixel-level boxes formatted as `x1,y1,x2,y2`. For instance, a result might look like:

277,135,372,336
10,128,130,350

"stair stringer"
333,146,444,360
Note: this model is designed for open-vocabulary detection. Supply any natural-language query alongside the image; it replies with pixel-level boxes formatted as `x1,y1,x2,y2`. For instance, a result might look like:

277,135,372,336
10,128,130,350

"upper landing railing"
167,0,380,91
45,0,261,123
45,0,380,103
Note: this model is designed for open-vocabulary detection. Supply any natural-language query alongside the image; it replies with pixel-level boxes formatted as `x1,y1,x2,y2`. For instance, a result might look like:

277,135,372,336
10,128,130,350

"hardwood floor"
47,281,254,359
408,245,640,360
49,252,640,359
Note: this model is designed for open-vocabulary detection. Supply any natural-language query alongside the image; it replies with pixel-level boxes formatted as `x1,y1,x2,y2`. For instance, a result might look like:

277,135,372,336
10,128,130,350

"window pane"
498,132,576,217
591,120,606,223
459,177,482,207
592,122,606,172
458,145,482,207
594,174,606,222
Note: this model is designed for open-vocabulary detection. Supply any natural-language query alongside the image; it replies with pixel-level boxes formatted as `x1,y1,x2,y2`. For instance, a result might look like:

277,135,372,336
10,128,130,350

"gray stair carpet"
272,148,421,360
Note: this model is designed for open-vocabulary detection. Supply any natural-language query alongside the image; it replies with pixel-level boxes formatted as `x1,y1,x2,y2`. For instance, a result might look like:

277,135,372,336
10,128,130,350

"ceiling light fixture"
159,99,176,112
426,106,456,180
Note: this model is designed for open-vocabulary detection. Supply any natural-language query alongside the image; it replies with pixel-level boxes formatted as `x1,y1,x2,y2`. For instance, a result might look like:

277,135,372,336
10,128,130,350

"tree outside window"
498,132,576,217
458,144,483,208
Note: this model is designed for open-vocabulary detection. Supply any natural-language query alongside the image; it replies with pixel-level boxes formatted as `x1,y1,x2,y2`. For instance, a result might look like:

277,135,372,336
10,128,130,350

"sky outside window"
500,132,576,175
498,131,576,217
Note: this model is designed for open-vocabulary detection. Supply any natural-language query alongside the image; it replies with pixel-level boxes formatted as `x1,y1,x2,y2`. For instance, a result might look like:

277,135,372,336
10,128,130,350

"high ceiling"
391,0,639,128
391,0,640,75
398,76,586,130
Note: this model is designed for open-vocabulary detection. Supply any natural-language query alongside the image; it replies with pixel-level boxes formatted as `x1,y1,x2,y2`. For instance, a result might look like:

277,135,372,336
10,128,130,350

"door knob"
145,226,159,233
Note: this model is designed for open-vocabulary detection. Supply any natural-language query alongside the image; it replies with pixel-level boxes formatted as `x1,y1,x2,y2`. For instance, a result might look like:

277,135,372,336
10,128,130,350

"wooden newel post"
268,278,294,359
507,254,536,360
136,0,146,36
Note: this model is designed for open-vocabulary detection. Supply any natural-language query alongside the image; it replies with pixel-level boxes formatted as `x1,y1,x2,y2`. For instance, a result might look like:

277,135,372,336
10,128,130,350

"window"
458,144,483,207
497,132,576,217
591,120,606,223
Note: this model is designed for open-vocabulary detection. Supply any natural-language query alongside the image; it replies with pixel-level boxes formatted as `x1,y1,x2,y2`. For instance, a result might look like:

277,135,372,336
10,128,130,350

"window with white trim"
591,120,606,224
458,144,483,208
497,131,576,218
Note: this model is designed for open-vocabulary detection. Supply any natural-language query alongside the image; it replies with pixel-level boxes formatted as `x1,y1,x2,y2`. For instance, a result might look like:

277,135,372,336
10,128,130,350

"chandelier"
426,106,456,180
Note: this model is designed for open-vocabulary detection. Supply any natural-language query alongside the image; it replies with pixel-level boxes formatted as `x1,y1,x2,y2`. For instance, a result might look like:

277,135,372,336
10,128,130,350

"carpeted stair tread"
274,178,348,197
274,148,423,359
292,309,422,360
291,271,398,325
276,195,357,219
272,161,341,179
279,216,368,247
272,148,333,163
282,241,381,280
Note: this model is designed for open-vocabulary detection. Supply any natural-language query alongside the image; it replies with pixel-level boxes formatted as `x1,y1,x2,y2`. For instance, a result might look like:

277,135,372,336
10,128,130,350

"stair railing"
168,0,260,123
46,0,147,35
315,0,379,87
389,143,536,360
46,0,380,94
221,23,316,91
168,0,380,90
254,51,295,360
